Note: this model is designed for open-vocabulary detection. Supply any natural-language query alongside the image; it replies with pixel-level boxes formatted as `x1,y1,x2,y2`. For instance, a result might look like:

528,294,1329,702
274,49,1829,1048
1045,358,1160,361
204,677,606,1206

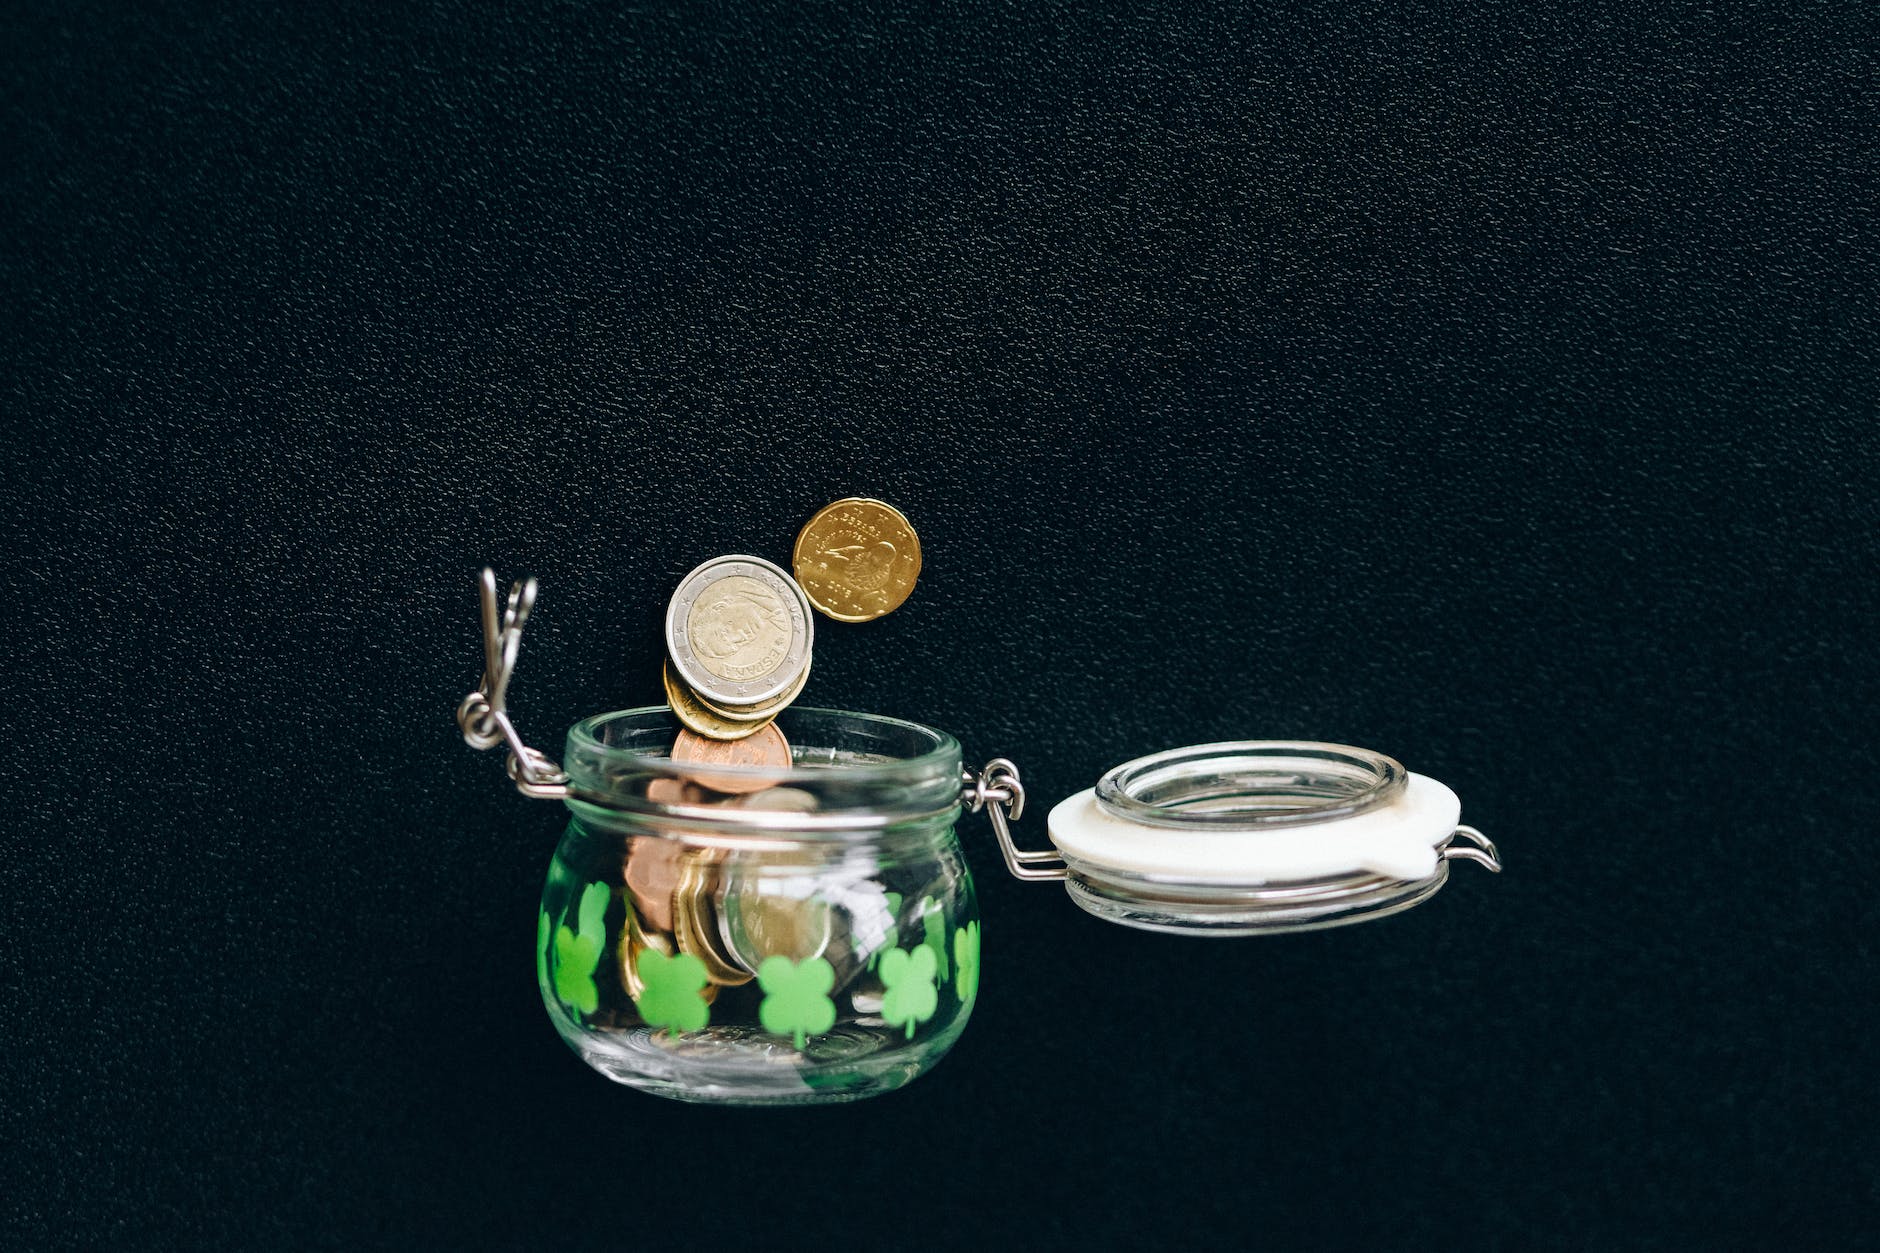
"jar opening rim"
566,705,962,784
1094,741,1407,830
558,708,968,838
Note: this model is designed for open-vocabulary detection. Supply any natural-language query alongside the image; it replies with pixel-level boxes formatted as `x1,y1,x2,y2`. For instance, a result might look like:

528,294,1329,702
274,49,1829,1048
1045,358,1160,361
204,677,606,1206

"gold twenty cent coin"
620,894,718,1006
671,850,752,987
793,498,921,622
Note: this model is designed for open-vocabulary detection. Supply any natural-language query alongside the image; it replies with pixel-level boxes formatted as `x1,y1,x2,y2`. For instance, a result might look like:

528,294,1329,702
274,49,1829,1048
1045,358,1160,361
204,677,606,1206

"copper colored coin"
670,722,793,794
623,835,686,932
645,776,710,807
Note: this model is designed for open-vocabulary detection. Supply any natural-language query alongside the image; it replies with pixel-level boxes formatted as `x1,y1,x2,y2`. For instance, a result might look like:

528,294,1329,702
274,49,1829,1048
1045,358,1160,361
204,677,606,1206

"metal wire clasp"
456,568,568,799
964,758,1066,881
1439,825,1502,872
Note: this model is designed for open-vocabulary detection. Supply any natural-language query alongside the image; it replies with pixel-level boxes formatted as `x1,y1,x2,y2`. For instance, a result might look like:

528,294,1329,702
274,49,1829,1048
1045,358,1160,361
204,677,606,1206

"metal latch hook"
964,758,1066,882
457,568,568,799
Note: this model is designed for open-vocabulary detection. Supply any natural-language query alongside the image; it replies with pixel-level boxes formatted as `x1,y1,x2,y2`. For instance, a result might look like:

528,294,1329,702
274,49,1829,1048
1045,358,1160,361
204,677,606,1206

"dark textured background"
4,1,1875,1247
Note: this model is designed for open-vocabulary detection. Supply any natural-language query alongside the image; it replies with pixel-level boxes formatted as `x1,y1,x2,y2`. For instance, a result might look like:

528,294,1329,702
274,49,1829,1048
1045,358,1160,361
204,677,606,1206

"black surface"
4,2,1875,1247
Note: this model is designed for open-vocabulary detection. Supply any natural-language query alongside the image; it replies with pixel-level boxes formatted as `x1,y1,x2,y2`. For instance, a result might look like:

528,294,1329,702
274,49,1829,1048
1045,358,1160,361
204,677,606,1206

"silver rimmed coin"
716,855,835,974
666,555,814,707
692,654,811,723
662,659,774,741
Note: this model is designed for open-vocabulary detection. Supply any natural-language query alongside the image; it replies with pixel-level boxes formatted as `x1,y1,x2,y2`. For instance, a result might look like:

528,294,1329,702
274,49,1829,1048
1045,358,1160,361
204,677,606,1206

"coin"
671,850,753,987
717,859,834,971
670,722,793,794
620,895,717,1007
662,658,776,741
792,498,921,622
691,654,811,723
666,555,813,706
623,834,686,932
644,776,708,807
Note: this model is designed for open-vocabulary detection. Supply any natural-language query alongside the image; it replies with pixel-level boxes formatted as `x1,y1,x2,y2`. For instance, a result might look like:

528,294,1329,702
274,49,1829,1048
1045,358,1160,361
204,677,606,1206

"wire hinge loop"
964,758,1066,882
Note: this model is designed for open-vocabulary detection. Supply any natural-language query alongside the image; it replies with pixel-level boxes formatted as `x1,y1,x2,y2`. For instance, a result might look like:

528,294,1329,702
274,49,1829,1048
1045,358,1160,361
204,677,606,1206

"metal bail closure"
1028,742,1500,936
457,568,569,799
964,758,1064,881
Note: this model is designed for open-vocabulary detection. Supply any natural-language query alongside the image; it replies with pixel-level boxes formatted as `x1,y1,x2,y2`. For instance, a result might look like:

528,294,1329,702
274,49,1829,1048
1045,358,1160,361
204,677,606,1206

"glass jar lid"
1004,741,1500,935
1060,741,1452,882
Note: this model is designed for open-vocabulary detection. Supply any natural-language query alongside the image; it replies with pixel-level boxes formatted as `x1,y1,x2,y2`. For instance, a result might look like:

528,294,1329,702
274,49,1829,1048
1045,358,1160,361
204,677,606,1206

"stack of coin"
662,553,815,747
628,504,923,1026
670,848,754,987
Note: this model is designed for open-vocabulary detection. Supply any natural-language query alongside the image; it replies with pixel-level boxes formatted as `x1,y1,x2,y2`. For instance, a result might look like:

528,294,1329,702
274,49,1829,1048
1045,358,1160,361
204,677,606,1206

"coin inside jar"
620,895,717,1006
671,850,753,987
727,787,819,813
717,860,834,972
623,834,686,932
670,722,793,794
792,498,922,622
665,555,813,707
645,776,709,807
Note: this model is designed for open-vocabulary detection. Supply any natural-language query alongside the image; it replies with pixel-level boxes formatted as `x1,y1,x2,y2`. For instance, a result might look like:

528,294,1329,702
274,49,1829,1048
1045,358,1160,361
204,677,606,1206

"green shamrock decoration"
757,955,837,1049
535,909,550,991
953,920,980,1004
918,896,950,982
632,950,711,1036
878,945,939,1039
552,882,610,1017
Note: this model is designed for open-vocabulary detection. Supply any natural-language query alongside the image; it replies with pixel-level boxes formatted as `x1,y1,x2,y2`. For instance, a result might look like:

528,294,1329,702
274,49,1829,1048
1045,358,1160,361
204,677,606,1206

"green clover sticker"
954,920,980,1004
757,955,837,1049
633,950,711,1036
878,945,939,1039
552,882,610,1016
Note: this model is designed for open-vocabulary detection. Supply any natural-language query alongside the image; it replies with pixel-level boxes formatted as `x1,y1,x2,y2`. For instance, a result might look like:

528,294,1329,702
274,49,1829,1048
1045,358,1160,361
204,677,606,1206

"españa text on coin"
662,658,773,740
690,655,810,723
792,498,921,622
666,555,813,706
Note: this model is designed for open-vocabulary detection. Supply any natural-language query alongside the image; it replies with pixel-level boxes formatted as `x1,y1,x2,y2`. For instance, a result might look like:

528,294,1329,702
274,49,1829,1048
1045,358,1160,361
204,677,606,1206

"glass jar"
534,706,980,1105
460,570,1497,1105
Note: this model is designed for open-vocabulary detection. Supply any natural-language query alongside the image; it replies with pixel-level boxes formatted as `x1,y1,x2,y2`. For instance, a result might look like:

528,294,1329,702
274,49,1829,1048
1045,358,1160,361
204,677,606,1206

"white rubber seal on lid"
1047,772,1461,884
